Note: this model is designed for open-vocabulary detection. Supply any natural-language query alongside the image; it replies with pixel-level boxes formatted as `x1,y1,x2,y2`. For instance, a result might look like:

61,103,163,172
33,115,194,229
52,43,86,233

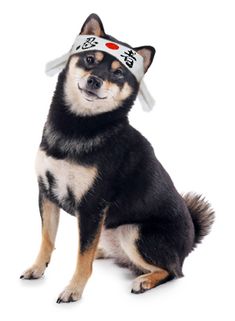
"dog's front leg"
57,206,106,303
20,195,60,279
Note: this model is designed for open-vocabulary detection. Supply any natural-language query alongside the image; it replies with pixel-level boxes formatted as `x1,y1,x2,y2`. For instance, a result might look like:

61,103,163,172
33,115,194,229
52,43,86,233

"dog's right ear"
80,13,105,37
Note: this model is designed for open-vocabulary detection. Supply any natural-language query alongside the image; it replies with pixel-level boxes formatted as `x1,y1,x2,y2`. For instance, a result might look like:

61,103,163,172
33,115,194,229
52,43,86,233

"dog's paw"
20,264,45,280
56,287,82,304
131,276,153,294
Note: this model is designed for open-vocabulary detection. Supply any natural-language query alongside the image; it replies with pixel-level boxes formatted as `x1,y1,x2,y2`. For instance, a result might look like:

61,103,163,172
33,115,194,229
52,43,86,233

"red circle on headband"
105,42,119,50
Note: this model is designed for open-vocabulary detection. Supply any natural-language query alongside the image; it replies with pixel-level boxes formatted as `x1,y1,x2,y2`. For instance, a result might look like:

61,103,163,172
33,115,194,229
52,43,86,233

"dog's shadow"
19,276,46,288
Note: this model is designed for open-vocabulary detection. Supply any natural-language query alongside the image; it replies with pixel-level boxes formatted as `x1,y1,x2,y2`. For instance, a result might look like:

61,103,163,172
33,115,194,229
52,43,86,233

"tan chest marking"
35,149,98,202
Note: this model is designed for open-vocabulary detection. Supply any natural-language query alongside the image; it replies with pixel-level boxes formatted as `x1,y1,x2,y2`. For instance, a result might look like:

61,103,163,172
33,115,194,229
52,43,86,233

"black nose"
87,76,103,90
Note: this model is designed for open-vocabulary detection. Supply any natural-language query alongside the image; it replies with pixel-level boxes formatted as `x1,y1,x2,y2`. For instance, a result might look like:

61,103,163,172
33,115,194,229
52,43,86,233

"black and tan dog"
20,14,214,303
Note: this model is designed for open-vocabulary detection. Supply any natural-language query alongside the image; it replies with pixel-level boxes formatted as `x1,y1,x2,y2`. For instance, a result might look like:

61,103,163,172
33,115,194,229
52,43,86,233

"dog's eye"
113,68,124,77
86,56,95,64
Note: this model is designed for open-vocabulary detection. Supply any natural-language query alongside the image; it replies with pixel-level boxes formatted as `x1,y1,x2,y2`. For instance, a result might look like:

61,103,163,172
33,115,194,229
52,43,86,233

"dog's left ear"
80,13,105,37
134,46,156,73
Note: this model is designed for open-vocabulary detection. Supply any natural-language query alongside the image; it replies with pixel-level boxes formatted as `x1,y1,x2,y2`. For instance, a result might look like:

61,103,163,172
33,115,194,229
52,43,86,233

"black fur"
183,192,215,246
38,14,214,279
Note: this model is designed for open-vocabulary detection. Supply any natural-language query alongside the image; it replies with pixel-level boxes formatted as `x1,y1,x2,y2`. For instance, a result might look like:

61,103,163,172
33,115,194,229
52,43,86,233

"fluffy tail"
183,192,215,246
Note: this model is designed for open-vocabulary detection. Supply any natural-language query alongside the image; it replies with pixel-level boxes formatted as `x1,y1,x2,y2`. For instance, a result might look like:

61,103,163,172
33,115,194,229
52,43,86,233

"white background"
0,0,234,320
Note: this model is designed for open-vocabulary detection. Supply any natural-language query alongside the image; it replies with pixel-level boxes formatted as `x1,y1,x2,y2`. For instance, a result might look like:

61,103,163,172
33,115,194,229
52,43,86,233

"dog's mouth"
78,85,107,102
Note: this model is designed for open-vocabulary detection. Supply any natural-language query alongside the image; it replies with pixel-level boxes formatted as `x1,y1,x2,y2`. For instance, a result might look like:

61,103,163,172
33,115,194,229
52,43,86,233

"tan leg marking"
57,215,105,303
116,225,171,293
132,269,169,294
20,199,60,279
118,224,160,272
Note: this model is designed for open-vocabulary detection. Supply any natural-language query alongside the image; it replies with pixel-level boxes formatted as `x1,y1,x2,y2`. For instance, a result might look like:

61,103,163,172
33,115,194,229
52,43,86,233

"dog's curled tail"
183,192,215,247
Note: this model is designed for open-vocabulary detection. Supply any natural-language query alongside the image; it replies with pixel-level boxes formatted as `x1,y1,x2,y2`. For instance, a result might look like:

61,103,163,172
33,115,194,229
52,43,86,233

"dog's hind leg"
117,224,176,294
20,196,60,279
131,270,170,294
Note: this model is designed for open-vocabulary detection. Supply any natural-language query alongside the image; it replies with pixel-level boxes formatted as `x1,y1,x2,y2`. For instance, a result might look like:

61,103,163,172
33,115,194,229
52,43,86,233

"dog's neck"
40,71,132,158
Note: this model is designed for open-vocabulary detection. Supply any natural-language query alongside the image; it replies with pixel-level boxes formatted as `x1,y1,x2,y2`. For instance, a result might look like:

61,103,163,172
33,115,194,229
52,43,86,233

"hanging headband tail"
138,80,155,111
45,52,70,76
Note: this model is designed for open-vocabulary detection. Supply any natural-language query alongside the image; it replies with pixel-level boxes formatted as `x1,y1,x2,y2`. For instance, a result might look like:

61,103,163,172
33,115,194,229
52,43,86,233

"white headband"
46,35,155,111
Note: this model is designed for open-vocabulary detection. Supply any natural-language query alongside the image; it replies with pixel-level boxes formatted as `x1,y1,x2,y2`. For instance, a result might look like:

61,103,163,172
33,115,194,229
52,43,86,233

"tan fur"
76,64,90,78
98,226,128,261
132,270,169,293
21,199,60,279
58,214,105,302
98,225,170,293
64,56,133,116
102,81,132,104
98,224,161,273
35,149,98,204
95,51,104,62
111,60,121,70
117,224,161,272
116,82,132,101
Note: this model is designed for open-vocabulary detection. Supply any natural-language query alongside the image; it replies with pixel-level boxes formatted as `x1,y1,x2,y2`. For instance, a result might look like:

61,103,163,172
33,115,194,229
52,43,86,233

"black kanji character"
82,37,98,49
120,50,137,68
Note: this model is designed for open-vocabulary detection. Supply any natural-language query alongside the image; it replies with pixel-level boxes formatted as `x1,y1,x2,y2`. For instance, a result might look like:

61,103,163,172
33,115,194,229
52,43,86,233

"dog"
20,13,214,303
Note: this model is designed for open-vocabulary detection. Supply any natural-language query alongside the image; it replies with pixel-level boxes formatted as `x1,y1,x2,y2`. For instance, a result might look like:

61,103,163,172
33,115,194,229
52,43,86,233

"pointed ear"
134,46,155,73
80,13,105,37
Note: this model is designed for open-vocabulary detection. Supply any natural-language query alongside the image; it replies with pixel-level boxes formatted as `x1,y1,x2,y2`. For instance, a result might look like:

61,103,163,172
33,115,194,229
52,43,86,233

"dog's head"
63,14,155,116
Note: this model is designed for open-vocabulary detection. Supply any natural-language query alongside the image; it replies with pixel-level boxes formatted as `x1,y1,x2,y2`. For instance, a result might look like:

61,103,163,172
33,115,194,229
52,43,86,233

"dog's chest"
35,149,97,207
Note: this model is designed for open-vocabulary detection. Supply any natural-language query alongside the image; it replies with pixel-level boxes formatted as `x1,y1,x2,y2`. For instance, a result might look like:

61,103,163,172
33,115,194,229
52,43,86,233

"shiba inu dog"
20,13,214,303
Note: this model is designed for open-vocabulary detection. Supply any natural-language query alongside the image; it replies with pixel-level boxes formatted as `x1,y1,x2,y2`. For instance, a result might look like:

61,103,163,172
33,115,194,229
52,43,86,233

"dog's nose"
87,76,103,90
